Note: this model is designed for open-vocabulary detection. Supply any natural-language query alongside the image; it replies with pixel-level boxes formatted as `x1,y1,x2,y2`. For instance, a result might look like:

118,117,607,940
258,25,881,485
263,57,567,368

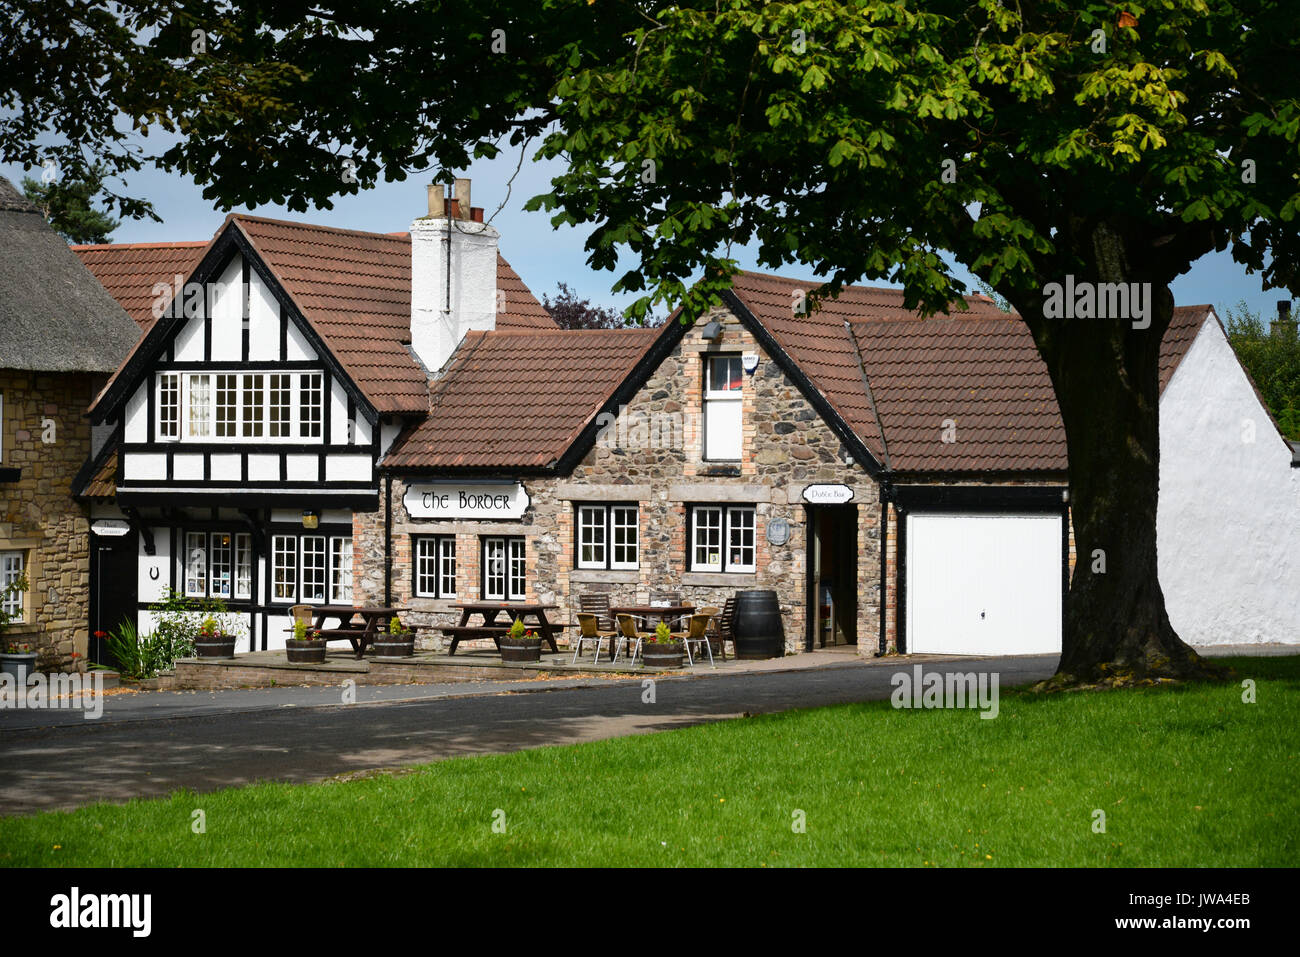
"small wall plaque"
767,517,791,545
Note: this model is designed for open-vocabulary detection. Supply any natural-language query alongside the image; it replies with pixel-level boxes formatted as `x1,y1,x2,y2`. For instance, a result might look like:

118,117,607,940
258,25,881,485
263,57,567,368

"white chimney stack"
410,178,499,374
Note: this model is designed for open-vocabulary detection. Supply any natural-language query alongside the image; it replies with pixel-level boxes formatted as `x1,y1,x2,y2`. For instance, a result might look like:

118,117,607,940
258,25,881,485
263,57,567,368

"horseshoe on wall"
149,566,160,581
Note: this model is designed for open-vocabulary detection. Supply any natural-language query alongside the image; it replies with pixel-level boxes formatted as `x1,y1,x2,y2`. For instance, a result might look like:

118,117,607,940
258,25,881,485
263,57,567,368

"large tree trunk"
1015,225,1224,686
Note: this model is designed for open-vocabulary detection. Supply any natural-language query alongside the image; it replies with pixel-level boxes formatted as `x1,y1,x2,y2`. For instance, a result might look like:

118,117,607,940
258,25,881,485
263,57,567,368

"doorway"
805,504,858,650
90,530,138,668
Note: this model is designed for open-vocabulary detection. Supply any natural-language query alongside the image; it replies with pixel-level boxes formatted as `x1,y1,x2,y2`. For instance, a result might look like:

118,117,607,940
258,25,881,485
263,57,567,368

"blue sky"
3,146,1291,325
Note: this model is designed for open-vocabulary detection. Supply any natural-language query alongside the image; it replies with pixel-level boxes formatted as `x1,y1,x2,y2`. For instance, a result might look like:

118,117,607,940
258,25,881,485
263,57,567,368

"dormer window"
159,371,327,443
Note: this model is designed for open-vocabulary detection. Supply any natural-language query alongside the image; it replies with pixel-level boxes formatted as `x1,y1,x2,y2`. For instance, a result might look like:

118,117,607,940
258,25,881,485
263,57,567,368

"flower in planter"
647,621,676,644
5,641,33,654
197,616,222,640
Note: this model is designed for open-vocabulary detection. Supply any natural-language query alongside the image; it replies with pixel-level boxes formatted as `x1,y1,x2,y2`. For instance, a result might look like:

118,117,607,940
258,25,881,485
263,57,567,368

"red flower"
93,631,107,639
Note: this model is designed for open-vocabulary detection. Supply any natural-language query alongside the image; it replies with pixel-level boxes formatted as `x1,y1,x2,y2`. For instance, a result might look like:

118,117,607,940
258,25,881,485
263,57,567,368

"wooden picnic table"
308,604,407,660
444,602,562,656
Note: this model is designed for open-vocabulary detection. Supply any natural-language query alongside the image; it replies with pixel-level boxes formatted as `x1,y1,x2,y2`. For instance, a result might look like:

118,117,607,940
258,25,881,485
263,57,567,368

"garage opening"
904,510,1063,656
806,504,857,650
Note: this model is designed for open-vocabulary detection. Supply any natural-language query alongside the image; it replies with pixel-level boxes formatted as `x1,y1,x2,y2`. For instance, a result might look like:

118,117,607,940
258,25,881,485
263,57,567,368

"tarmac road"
0,655,1057,815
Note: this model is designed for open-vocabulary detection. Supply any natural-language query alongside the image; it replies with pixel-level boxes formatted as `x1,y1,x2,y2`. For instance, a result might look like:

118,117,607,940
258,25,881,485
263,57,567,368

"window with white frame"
215,374,238,437
268,374,291,438
704,355,743,460
330,537,353,603
184,531,208,596
482,537,526,601
157,373,180,440
300,373,323,438
300,535,327,602
182,532,252,600
163,371,327,443
270,532,352,603
234,534,252,600
1,550,26,621
413,536,456,598
690,505,756,572
272,535,297,601
187,374,211,438
242,374,265,438
576,504,639,570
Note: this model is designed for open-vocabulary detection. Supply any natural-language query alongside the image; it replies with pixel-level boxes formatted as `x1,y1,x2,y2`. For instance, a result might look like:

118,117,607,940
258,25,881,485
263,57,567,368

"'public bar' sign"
403,482,530,520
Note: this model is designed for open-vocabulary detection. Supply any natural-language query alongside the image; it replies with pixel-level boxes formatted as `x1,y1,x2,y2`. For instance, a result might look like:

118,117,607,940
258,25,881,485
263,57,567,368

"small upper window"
704,355,743,461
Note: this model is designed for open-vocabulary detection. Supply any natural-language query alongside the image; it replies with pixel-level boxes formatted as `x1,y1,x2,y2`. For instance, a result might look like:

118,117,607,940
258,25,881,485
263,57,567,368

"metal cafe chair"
696,605,725,661
579,592,615,630
614,613,647,667
676,613,716,668
572,613,617,665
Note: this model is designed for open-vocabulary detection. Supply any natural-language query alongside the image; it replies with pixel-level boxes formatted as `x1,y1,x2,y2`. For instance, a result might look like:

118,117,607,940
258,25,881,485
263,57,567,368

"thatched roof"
0,175,140,373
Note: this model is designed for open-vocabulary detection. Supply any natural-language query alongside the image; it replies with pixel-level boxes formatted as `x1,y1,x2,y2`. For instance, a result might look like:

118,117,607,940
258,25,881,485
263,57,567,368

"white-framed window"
184,531,208,596
268,374,291,438
690,505,756,573
215,374,238,437
272,534,297,601
182,531,252,600
242,374,265,438
187,374,211,438
576,504,639,570
330,537,353,603
209,532,233,598
482,537,526,601
157,373,180,440
270,532,351,603
164,371,327,443
1,550,25,621
234,533,252,600
300,373,323,439
704,354,743,461
413,536,457,599
301,535,327,603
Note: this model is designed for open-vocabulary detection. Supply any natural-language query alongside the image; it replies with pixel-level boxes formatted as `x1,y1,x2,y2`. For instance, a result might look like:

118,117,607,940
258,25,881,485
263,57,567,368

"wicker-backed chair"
614,613,647,667
289,604,315,627
579,592,614,631
572,613,617,665
674,613,716,667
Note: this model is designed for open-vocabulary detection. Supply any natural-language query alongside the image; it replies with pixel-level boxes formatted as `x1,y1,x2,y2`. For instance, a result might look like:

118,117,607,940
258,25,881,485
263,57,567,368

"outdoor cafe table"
308,604,407,659
446,602,562,656
609,605,696,630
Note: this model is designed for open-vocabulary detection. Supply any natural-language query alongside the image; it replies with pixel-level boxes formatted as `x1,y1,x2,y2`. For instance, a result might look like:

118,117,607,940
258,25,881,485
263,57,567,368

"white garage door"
906,512,1062,656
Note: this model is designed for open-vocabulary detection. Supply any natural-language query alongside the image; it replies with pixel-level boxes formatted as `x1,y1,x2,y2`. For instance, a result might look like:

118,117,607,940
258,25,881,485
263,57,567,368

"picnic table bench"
444,602,564,657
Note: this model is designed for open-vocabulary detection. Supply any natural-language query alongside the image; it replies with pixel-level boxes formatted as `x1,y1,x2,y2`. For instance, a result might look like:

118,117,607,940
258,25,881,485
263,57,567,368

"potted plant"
372,616,416,658
285,618,327,664
500,616,542,662
193,615,237,658
643,620,684,669
1,640,37,686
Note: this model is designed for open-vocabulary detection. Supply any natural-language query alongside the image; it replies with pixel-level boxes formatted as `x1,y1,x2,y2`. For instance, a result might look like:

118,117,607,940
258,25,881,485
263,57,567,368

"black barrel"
732,590,784,659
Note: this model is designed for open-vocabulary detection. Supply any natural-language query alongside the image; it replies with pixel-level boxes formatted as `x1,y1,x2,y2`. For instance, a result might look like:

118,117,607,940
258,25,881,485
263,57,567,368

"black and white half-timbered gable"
75,180,556,651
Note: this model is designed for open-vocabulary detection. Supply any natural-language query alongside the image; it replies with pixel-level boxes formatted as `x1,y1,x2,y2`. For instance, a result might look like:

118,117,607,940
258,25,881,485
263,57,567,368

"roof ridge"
731,268,996,304
229,212,412,244
71,240,208,251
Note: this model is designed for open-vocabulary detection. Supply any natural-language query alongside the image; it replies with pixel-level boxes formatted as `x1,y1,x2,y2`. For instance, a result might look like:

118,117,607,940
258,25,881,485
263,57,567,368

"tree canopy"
22,167,120,244
4,0,1297,682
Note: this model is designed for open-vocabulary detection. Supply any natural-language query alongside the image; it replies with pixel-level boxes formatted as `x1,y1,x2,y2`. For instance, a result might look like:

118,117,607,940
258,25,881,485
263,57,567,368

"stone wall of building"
362,306,885,657
0,369,98,671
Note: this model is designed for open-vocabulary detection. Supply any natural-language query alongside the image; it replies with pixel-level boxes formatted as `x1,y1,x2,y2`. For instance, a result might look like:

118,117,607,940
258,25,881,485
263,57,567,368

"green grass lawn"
3,656,1297,867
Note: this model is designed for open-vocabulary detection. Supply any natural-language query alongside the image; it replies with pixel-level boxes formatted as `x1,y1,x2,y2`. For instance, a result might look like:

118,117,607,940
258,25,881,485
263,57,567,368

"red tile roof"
71,241,207,328
383,328,660,469
726,270,1013,469
75,216,555,415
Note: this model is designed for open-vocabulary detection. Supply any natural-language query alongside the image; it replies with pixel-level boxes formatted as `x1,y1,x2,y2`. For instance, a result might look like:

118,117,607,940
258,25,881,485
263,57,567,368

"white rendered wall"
248,269,280,359
1158,315,1300,646
410,216,500,374
209,256,243,361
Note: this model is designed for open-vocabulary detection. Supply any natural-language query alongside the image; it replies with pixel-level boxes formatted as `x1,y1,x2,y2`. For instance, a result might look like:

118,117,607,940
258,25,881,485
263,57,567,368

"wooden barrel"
732,590,784,659
642,643,684,669
500,638,541,662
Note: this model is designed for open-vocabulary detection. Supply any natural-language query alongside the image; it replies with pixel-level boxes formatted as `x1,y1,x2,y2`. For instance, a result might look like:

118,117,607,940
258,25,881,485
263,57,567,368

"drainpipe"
384,475,393,606
878,497,888,656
